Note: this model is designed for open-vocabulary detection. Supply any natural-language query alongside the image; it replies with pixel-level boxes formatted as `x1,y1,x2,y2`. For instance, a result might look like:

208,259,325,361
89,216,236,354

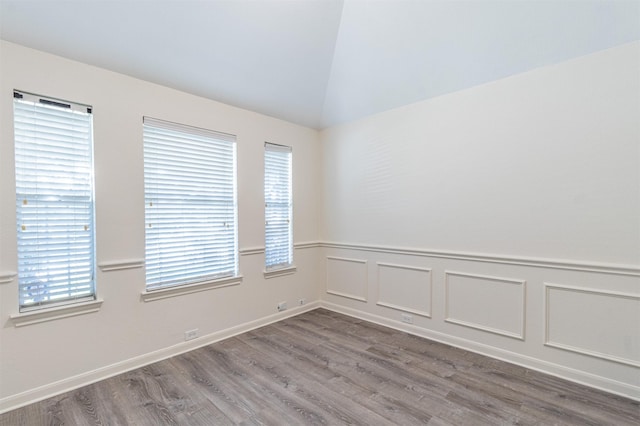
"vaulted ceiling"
1,0,638,129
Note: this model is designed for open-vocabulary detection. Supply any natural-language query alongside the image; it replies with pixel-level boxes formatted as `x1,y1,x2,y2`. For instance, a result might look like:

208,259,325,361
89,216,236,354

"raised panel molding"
445,271,526,340
326,256,368,302
376,262,432,318
545,284,640,367
320,244,640,399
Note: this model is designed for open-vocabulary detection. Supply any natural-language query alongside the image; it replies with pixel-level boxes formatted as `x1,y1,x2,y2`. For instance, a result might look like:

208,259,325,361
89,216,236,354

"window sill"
10,299,104,327
264,265,297,279
141,275,243,302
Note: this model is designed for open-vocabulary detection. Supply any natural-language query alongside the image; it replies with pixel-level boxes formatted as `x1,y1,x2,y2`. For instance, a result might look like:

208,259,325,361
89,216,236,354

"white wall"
319,42,640,399
321,43,639,265
0,41,322,411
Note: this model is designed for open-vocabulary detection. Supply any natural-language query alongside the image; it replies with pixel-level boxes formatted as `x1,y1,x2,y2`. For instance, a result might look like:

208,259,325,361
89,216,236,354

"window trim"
140,274,243,302
263,265,297,279
10,299,103,327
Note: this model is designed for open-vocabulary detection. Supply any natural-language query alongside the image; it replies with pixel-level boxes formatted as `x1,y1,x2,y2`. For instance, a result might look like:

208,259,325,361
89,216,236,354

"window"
143,117,238,291
264,142,292,270
13,90,96,311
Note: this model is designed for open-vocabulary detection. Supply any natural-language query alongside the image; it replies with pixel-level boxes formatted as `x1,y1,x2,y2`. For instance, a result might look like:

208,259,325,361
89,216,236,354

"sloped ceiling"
1,0,638,129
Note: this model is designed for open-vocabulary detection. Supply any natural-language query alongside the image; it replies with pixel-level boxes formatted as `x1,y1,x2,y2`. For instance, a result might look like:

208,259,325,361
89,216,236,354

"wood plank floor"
1,308,639,425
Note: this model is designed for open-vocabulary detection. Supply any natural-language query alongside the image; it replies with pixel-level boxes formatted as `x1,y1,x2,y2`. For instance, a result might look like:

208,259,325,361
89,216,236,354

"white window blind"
143,117,238,290
13,91,96,311
264,142,292,270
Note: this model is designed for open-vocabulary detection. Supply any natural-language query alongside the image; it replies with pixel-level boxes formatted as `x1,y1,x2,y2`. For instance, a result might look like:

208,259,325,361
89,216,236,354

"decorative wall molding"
94,242,638,278
376,262,432,318
294,241,322,250
320,241,640,277
98,259,144,272
240,241,321,256
326,256,368,264
326,256,368,302
239,247,264,256
544,283,640,368
445,271,526,340
0,271,17,284
321,242,639,400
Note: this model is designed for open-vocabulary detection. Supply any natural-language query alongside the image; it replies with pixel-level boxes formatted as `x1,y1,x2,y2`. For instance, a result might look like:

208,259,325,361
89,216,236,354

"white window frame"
13,90,97,313
264,142,294,276
142,117,239,296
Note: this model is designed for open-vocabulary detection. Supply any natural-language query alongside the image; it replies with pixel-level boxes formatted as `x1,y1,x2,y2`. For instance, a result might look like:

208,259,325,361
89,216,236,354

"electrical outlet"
401,313,413,324
184,329,198,341
277,301,287,312
298,298,306,306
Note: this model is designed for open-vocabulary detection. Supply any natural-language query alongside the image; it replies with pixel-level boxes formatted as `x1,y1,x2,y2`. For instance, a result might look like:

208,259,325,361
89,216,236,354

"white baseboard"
319,301,640,402
0,301,320,414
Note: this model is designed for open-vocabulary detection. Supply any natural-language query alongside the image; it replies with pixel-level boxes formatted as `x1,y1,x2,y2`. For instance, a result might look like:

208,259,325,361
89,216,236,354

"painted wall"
319,42,640,399
321,43,639,265
0,41,322,411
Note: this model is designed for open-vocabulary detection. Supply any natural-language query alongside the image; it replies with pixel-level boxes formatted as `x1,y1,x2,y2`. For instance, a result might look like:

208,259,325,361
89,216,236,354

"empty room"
0,0,638,424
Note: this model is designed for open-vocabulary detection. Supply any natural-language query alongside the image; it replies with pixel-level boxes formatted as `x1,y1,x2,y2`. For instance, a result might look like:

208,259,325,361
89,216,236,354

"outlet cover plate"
185,329,198,341
401,313,413,324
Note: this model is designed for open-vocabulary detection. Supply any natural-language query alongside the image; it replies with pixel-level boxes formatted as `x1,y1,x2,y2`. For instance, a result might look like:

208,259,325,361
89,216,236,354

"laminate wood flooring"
2,308,638,425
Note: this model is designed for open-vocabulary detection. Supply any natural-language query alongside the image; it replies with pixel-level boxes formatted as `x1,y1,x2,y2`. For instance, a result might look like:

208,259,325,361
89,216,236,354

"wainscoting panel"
320,242,640,400
326,256,368,302
444,271,526,340
545,284,640,367
376,262,431,317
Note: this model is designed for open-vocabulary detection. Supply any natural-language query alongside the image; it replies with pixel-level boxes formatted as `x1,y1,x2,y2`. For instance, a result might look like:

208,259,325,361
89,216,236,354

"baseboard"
0,301,321,414
320,301,640,402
